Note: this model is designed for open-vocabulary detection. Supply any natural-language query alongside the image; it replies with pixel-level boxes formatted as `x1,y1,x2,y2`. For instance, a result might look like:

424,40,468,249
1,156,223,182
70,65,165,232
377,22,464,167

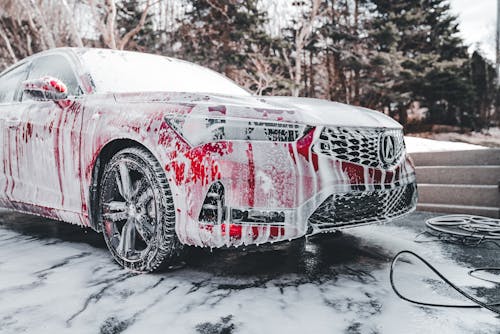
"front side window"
0,63,29,103
26,55,81,97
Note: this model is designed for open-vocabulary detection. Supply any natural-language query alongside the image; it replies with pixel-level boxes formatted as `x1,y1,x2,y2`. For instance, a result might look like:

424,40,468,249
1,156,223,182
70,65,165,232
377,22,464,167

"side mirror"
23,76,68,101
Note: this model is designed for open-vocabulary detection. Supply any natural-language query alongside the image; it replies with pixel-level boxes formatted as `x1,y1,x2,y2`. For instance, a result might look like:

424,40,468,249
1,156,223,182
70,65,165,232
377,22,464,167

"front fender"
80,97,193,228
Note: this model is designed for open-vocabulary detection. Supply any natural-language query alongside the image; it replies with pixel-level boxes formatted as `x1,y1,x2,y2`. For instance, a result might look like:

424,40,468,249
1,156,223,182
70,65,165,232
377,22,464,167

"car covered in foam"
0,48,417,271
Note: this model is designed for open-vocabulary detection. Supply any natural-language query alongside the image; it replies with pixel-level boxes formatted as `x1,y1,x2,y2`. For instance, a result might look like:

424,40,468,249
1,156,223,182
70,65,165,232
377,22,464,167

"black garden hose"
390,250,500,315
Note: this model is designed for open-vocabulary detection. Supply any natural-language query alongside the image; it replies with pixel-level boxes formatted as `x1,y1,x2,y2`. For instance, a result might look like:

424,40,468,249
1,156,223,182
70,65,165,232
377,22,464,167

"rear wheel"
98,147,182,272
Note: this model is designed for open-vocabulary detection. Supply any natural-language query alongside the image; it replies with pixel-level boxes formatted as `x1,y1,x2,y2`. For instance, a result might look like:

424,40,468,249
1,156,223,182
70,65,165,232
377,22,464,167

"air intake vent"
198,181,225,224
308,183,417,229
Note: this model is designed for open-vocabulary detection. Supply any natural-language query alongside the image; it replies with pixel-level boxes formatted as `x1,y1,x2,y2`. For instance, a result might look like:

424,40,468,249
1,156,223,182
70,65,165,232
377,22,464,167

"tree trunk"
291,0,321,97
309,50,315,97
326,48,333,100
61,0,84,47
0,26,17,63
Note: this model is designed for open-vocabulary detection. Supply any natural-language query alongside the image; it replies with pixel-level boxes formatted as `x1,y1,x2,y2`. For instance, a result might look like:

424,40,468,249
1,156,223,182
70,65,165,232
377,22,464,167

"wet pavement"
0,209,499,333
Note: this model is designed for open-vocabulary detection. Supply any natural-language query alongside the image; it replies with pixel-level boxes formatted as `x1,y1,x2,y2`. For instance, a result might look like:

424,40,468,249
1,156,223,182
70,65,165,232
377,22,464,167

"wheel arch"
88,138,156,231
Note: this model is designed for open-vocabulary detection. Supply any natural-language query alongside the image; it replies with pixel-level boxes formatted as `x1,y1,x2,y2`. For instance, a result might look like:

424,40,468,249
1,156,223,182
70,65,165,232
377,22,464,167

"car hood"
113,92,402,129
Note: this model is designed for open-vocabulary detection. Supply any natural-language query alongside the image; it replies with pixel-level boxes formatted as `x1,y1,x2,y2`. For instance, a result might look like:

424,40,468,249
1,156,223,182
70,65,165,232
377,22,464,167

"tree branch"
28,0,56,48
118,0,154,50
105,0,117,49
61,0,84,47
88,0,108,44
0,25,17,62
205,0,230,20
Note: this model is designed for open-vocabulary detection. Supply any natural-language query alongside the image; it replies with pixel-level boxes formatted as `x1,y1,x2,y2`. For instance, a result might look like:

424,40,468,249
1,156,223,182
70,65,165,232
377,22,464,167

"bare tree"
87,0,156,50
0,0,84,62
290,0,321,96
241,48,287,96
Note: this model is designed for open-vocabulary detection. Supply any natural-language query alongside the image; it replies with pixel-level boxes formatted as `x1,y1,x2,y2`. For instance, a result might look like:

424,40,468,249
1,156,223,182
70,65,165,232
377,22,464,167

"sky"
449,0,497,61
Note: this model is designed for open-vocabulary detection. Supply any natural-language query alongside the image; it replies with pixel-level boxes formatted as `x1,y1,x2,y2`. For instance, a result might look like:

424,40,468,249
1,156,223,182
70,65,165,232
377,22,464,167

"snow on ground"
406,127,500,151
0,210,499,333
405,136,488,153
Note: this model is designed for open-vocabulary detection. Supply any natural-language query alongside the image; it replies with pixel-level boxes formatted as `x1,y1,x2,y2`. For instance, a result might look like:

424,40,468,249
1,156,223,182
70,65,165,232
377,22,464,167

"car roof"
2,48,208,78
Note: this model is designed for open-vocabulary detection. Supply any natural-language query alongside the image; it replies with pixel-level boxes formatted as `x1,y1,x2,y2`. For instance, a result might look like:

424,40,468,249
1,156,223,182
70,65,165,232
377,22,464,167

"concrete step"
418,184,500,207
411,149,500,166
417,203,500,218
416,166,500,185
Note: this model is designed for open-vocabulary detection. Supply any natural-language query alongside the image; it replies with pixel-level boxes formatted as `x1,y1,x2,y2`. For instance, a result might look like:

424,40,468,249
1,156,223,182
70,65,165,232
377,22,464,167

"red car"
0,48,417,271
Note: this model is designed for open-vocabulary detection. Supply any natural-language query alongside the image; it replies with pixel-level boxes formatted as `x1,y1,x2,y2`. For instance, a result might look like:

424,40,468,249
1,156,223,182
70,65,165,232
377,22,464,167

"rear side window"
0,63,29,103
26,55,80,97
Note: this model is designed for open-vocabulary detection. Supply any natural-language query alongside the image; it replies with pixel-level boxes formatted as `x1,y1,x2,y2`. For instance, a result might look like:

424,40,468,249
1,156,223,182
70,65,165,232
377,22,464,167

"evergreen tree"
469,51,498,130
369,0,470,125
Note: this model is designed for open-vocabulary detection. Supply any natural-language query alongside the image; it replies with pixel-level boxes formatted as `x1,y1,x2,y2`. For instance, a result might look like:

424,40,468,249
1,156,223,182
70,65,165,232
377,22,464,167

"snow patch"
405,136,488,153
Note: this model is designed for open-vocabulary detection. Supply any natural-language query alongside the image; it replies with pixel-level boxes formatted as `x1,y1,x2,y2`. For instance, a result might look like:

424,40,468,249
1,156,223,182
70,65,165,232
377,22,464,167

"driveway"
0,210,499,333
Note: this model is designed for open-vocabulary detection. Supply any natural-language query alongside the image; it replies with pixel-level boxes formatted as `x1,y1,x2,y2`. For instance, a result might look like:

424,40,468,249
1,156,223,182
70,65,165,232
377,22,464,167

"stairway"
411,149,500,218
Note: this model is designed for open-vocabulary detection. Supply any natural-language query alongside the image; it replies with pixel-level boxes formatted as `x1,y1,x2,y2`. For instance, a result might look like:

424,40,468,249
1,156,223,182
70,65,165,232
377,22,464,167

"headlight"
165,115,308,146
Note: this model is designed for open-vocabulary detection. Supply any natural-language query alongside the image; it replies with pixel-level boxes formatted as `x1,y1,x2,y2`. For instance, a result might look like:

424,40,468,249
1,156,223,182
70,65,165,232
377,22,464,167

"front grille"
308,183,417,229
313,127,405,169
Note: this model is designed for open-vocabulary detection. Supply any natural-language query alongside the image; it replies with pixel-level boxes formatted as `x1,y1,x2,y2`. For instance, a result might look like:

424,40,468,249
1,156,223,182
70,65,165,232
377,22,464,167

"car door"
0,62,30,207
12,53,85,212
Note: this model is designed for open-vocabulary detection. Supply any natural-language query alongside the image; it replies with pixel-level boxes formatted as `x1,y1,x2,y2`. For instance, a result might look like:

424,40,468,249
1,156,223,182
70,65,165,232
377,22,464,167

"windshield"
81,49,250,96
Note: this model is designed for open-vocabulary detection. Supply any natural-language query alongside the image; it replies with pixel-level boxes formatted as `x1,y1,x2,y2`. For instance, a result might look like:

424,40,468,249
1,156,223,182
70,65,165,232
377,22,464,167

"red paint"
341,162,366,184
158,120,190,159
245,144,255,207
104,221,113,236
170,161,186,185
72,103,88,218
53,105,66,206
131,125,141,133
48,120,55,134
56,100,73,108
386,170,394,183
289,128,318,170
208,105,226,115
1,153,7,196
219,224,286,240
49,79,66,93
25,122,33,142
157,121,171,146
169,142,232,186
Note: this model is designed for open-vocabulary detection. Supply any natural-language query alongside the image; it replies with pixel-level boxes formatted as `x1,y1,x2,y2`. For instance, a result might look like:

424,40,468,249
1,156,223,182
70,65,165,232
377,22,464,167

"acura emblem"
379,133,397,165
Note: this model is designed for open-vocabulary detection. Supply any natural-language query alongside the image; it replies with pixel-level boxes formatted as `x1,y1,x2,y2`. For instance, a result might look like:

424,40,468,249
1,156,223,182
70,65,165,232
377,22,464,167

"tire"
98,147,183,272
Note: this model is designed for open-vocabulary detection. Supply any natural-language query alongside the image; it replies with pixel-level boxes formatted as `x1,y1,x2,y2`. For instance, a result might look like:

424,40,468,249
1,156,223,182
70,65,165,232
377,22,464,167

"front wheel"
98,147,182,272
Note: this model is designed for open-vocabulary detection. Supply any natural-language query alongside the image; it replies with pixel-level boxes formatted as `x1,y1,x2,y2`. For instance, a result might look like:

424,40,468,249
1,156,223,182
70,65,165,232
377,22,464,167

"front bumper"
166,126,417,248
307,182,417,234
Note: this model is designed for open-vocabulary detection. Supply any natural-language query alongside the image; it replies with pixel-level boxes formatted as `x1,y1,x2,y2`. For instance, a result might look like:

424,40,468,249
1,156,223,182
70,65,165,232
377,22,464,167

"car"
0,48,417,272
